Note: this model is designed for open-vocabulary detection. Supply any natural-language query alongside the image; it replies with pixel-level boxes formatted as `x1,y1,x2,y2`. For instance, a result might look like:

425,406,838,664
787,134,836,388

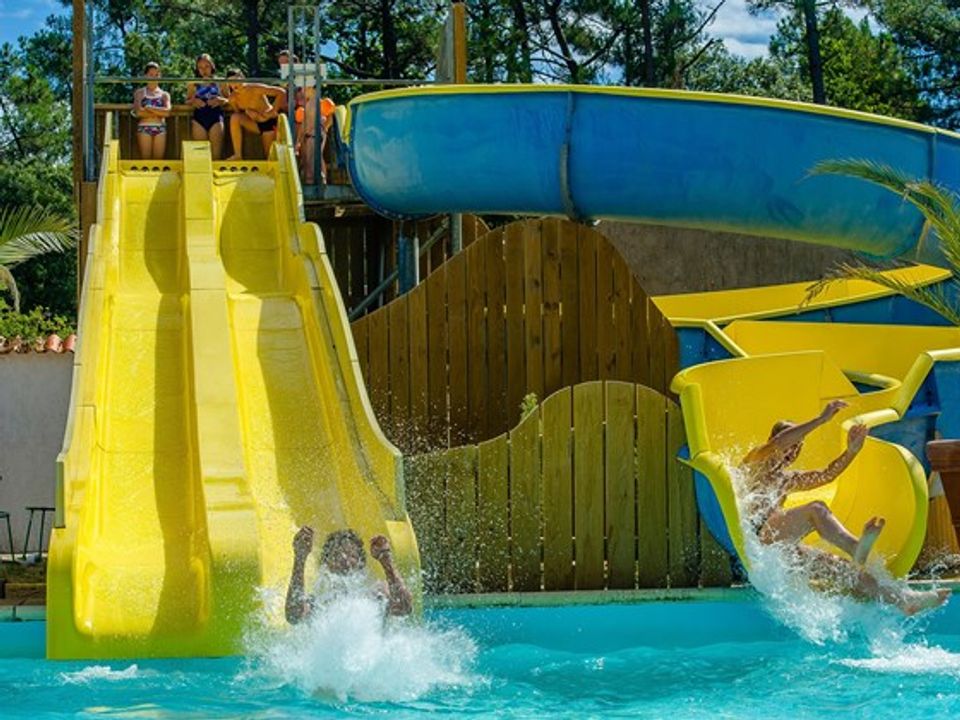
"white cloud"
708,0,780,59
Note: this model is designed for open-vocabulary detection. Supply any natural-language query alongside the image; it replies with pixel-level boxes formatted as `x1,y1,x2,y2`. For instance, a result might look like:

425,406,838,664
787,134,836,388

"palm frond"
811,159,960,271
0,264,21,313
805,262,960,326
0,205,77,267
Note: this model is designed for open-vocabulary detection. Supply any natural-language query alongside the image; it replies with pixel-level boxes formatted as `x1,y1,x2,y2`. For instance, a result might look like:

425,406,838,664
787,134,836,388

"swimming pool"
4,590,960,719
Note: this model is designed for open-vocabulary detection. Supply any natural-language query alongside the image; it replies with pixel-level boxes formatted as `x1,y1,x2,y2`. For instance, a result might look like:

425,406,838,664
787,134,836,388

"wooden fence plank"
388,298,410,450
606,381,637,589
596,237,616,380
663,315,680,398
407,283,429,452
366,307,390,431
447,251,469,445
505,223,526,429
510,406,542,591
466,241,487,443
636,386,668,587
524,221,544,401
648,299,667,395
404,452,447,593
559,222,580,388
478,433,510,592
612,254,632,382
700,516,734,587
542,220,563,397
351,316,369,384
574,382,605,589
578,228,598,381
485,229,507,438
541,387,574,590
349,224,366,310
630,280,651,387
444,446,478,593
426,266,448,449
667,400,698,587
333,226,350,308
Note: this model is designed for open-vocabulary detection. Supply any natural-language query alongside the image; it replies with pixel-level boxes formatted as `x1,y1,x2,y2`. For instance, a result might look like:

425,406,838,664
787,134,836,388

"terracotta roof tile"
0,333,76,355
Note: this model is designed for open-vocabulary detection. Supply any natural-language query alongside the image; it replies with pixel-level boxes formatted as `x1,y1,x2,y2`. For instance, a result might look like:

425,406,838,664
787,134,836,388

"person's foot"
853,517,885,565
900,588,951,616
224,153,242,161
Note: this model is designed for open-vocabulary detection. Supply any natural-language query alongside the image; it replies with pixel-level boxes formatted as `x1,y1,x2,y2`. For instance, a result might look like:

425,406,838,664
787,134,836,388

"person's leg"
301,135,315,184
762,501,862,558
261,130,276,158
136,128,151,159
209,121,224,160
152,130,166,160
227,113,254,160
191,119,207,141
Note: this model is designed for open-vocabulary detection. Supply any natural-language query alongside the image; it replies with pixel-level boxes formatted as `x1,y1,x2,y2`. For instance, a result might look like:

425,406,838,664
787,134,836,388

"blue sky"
0,0,862,61
0,0,64,47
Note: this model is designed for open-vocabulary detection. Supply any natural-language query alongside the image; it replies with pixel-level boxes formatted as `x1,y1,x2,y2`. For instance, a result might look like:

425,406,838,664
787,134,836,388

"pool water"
4,592,960,719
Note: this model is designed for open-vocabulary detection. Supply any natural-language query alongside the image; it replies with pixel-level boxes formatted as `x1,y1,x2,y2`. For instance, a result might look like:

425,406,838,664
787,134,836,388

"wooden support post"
73,0,93,287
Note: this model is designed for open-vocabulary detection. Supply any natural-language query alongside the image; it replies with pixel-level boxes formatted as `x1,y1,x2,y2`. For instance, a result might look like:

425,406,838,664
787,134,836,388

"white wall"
0,354,72,555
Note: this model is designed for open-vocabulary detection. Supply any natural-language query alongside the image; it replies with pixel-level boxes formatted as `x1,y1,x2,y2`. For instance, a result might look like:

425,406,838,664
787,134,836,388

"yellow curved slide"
47,120,418,659
671,351,928,577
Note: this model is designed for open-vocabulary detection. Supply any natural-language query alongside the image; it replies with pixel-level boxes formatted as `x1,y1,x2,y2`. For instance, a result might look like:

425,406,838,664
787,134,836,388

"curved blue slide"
344,85,960,264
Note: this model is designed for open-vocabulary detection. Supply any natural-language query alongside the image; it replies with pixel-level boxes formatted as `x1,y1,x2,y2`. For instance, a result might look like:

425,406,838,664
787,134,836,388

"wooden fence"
315,214,491,313
351,218,679,453
405,381,732,593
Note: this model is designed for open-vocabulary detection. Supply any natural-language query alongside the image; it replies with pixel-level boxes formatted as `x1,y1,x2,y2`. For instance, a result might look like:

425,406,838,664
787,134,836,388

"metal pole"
287,5,297,137
397,223,419,294
83,1,95,181
314,7,324,198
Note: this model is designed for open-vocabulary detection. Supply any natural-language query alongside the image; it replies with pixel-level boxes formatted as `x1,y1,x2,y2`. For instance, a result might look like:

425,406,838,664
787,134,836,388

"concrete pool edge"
6,580,959,621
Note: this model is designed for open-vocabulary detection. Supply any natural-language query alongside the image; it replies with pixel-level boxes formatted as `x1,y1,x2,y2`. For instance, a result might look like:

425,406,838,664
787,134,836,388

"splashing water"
59,664,143,684
243,572,481,703
724,454,953,662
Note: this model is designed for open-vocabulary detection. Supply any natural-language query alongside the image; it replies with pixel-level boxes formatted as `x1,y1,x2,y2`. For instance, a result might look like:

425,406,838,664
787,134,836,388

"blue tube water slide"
344,85,960,264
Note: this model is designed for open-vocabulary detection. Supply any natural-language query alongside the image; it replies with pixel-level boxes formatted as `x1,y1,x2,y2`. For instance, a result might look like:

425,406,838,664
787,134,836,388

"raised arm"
285,526,316,624
742,399,848,466
789,423,868,492
370,535,413,617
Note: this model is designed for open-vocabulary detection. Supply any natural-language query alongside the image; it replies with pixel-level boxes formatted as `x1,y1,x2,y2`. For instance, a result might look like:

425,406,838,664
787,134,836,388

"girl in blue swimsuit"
133,62,171,160
187,53,227,159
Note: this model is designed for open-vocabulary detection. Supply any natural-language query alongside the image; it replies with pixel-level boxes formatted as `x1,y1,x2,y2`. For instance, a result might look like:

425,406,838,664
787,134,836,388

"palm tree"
0,205,77,312
805,158,960,326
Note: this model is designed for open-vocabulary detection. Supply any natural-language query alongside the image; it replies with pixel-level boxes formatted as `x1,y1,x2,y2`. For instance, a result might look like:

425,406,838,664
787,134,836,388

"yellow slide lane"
48,119,417,659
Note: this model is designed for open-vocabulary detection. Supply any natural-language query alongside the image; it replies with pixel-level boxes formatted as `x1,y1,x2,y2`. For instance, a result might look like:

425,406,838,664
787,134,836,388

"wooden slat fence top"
404,380,723,594
350,217,679,455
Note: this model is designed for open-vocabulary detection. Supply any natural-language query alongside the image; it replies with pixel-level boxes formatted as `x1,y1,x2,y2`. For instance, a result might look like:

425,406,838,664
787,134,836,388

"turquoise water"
4,593,960,719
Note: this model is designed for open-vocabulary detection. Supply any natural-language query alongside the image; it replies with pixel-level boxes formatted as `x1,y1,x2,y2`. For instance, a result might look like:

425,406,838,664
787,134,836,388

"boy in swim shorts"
223,69,286,160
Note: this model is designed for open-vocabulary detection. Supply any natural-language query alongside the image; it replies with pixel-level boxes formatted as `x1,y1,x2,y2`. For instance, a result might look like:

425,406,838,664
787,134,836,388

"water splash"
243,572,481,703
59,664,142,684
724,453,958,676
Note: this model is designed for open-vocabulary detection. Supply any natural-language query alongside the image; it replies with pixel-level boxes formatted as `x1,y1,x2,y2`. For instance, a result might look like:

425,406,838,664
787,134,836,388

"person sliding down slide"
741,399,950,615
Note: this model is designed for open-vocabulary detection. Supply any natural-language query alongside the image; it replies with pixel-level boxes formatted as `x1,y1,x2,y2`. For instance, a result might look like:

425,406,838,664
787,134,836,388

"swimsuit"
137,125,165,137
192,82,224,131
257,116,278,134
138,90,167,135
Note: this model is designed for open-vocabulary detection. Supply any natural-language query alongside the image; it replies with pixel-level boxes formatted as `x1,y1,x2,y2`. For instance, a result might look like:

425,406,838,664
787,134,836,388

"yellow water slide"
48,120,418,660
661,275,960,578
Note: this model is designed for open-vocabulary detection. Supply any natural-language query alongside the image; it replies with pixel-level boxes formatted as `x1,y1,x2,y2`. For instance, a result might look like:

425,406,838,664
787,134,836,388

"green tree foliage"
870,0,960,127
768,6,928,119
0,24,76,317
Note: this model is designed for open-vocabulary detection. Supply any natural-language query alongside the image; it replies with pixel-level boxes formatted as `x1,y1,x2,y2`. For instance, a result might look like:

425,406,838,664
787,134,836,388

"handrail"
95,76,432,87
